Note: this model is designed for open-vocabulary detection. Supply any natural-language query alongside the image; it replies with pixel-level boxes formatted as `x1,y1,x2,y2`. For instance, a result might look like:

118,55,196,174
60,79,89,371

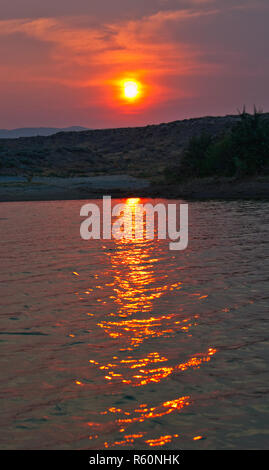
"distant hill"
0,126,89,139
0,114,268,178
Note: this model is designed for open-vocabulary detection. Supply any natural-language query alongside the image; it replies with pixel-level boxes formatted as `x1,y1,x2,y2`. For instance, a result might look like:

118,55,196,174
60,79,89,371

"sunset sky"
0,0,268,129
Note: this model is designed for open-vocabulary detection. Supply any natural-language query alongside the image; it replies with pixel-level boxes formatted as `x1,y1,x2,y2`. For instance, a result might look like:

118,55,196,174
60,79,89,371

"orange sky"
0,0,268,128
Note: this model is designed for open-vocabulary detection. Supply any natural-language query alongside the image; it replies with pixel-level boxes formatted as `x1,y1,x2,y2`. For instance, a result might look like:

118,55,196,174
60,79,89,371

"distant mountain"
0,126,89,138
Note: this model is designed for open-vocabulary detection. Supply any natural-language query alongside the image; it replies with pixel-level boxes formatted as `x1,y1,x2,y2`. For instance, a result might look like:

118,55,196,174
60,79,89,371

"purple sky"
0,0,268,128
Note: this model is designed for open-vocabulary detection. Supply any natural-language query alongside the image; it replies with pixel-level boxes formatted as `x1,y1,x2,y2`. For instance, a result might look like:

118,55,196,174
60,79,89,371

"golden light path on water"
74,198,217,448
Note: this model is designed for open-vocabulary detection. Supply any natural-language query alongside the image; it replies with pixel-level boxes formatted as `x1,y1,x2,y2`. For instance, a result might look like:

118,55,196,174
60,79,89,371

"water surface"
0,199,269,449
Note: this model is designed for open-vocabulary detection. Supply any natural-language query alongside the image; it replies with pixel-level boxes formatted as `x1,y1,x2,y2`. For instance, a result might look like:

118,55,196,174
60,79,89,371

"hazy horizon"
1,108,265,133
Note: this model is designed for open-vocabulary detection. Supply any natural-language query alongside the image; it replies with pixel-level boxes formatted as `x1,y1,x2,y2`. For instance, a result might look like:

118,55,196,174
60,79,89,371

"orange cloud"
0,7,222,113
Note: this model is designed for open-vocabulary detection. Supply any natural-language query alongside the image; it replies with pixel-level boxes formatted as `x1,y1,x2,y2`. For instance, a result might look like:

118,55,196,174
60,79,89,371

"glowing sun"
123,81,139,100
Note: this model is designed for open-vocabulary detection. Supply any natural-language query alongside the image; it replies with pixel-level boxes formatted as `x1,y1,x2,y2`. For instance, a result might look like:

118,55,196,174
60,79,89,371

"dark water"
0,199,269,449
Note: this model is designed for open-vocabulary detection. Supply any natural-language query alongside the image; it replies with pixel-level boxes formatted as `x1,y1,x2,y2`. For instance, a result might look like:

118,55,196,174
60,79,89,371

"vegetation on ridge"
178,108,269,179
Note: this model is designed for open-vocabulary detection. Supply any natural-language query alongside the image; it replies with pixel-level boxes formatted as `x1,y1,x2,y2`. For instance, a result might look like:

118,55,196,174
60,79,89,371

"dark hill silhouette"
0,113,268,178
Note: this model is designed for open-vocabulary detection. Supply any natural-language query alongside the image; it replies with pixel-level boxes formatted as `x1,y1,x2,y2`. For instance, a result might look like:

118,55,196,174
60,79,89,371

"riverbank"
147,176,269,200
0,175,268,201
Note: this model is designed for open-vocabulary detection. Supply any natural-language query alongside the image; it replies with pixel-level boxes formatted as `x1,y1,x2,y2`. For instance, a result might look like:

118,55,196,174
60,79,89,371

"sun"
123,81,139,100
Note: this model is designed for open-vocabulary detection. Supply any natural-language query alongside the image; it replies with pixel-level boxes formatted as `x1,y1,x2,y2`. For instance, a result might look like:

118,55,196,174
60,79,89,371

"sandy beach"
0,175,150,202
0,174,269,202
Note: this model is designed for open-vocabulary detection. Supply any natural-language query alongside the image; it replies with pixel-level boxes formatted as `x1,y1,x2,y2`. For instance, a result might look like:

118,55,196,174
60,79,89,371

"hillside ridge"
1,113,268,177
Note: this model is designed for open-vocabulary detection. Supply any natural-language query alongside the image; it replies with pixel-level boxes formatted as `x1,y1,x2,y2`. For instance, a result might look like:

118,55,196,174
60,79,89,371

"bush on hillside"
179,108,269,178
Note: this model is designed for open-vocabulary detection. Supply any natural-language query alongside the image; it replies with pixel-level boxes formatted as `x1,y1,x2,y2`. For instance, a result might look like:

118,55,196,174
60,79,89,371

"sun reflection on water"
74,198,216,448
94,395,191,448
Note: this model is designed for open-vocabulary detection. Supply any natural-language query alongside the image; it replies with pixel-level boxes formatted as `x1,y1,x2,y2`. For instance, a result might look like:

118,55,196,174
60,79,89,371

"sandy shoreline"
0,175,149,202
0,175,269,202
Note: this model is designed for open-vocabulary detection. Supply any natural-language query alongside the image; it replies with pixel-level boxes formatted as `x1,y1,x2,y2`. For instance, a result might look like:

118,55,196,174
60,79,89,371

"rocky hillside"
0,114,267,178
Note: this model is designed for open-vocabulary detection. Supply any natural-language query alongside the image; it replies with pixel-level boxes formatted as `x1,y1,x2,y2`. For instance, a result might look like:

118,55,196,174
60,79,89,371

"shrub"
180,108,269,178
181,133,213,177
